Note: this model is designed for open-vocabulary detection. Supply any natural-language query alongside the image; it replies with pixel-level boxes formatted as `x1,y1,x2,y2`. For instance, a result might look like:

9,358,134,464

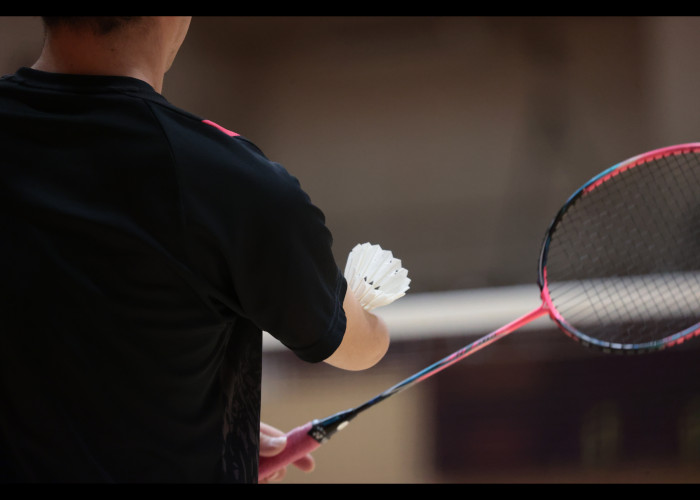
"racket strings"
544,151,700,347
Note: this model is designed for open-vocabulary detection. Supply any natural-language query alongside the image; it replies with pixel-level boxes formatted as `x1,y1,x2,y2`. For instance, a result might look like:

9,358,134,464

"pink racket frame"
538,142,700,352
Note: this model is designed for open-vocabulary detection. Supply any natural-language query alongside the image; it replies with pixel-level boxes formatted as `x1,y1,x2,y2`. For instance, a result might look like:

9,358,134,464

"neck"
31,19,169,93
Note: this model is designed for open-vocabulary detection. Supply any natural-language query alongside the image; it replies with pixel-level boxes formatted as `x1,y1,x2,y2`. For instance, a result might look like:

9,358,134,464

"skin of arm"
323,289,390,371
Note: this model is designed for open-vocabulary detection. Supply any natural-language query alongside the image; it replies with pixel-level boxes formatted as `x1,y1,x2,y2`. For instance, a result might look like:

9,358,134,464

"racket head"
537,143,700,353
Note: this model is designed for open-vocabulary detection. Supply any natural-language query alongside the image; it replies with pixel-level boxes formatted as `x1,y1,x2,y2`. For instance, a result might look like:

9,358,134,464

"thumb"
259,433,288,457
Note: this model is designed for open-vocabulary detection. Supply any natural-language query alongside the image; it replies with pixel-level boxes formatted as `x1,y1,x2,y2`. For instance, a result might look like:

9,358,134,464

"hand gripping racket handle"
258,421,321,481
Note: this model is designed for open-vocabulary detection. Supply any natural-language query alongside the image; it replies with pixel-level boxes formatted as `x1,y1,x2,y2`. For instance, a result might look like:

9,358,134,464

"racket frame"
537,142,700,353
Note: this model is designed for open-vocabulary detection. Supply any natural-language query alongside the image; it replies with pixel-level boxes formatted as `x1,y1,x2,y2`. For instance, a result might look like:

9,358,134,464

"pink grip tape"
258,421,321,481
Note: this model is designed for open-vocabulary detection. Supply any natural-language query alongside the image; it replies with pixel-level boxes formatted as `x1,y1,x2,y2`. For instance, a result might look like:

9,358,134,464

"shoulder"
144,102,313,224
145,101,294,188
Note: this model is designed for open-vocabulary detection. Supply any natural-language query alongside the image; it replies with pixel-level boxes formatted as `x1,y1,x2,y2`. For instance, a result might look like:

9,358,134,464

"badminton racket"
259,142,700,481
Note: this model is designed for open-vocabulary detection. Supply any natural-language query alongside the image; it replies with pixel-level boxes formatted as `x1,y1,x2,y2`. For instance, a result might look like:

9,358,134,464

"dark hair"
41,16,142,36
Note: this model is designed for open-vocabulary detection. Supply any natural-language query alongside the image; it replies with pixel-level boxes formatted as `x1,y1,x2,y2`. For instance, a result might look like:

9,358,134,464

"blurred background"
2,16,700,483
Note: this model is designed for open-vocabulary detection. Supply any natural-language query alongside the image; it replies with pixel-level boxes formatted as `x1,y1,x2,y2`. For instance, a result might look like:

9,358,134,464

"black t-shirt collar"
9,66,166,101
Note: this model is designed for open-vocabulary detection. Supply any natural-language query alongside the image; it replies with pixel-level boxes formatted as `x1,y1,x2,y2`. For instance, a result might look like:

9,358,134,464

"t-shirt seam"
140,99,189,233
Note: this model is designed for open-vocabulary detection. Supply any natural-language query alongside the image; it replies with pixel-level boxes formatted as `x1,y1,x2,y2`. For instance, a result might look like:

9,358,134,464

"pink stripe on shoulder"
202,119,239,137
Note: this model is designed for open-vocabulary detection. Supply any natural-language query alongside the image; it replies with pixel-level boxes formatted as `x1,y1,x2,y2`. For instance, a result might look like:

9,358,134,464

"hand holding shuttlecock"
344,243,410,311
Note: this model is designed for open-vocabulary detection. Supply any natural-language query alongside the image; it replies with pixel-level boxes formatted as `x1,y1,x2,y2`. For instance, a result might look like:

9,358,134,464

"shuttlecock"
344,243,410,311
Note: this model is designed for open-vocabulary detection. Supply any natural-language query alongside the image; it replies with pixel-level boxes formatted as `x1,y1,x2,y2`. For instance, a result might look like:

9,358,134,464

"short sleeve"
172,121,347,363
227,157,348,362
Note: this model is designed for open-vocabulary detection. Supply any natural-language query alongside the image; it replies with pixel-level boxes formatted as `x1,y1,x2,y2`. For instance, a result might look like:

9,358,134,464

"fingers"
259,422,316,483
259,454,314,483
259,467,287,484
259,422,288,457
292,453,315,472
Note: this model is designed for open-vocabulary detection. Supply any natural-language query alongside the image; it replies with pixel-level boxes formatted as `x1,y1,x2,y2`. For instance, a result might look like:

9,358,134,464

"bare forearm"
323,290,390,371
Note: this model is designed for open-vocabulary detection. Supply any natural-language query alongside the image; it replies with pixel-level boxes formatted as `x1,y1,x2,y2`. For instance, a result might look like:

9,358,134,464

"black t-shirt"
0,67,347,483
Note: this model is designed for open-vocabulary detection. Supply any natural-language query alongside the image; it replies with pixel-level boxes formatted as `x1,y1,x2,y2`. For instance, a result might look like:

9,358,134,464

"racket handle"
258,421,321,481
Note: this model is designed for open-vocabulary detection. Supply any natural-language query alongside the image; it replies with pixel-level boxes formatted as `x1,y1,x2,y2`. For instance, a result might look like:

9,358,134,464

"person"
0,16,390,483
